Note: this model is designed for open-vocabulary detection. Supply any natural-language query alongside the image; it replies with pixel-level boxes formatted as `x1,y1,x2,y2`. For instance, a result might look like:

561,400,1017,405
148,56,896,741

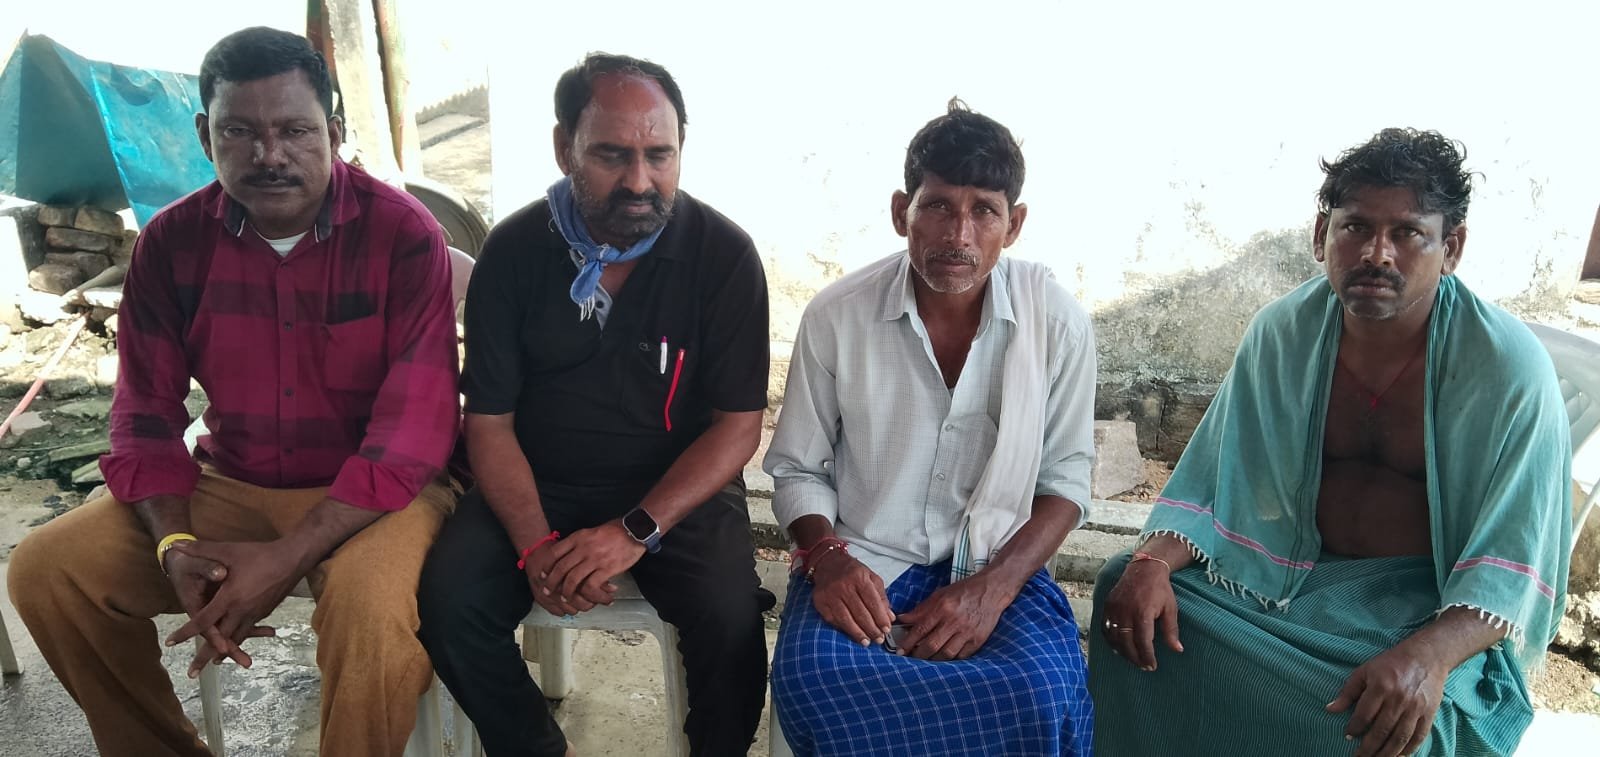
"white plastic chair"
1526,323,1600,540
452,571,691,757
194,581,447,757
769,687,793,757
447,245,475,326
0,607,19,676
191,248,477,755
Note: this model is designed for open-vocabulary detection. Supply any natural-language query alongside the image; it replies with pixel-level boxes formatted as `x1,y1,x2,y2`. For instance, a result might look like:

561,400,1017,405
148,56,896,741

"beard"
910,247,983,294
571,172,676,248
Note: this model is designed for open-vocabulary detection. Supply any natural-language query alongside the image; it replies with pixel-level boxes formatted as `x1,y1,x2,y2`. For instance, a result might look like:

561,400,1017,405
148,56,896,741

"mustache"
243,171,303,187
1342,266,1404,291
926,249,979,266
604,188,667,214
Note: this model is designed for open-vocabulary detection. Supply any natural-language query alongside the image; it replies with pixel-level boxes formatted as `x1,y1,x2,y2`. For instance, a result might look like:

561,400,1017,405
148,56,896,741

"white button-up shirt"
764,253,1097,584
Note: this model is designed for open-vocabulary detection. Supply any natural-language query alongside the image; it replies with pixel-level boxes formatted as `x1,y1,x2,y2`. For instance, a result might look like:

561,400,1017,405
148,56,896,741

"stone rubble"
4,202,132,328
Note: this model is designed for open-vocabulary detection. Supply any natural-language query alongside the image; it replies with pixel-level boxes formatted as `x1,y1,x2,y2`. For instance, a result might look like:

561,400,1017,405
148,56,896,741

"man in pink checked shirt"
8,26,460,757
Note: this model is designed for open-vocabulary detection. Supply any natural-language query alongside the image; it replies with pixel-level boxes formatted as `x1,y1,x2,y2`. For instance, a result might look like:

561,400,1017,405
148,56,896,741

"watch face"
623,508,657,540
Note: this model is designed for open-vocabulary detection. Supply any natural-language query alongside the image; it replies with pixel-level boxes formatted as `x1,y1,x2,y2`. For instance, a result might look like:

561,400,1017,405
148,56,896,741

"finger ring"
1116,627,1134,633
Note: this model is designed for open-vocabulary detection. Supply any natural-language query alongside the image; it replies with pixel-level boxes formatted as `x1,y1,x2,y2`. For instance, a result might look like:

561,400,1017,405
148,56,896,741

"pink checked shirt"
101,160,460,511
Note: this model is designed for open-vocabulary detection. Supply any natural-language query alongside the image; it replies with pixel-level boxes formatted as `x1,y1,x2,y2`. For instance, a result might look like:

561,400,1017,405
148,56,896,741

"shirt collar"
212,159,355,242
880,253,1016,328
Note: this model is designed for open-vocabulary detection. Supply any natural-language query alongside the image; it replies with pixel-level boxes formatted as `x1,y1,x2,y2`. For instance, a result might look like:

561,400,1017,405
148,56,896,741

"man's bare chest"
1322,364,1428,478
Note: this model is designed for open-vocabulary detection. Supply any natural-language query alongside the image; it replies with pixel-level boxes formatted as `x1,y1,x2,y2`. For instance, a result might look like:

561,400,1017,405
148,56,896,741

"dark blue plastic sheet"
0,33,214,228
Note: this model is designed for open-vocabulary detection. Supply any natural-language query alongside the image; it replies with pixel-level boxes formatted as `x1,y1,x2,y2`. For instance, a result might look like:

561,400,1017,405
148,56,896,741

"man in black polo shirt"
417,53,772,756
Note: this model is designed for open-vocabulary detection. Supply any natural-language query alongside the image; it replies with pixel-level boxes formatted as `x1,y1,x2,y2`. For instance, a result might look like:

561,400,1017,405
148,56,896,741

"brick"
44,226,113,253
27,262,86,295
46,251,111,279
1085,499,1153,536
81,285,123,309
113,229,139,266
35,205,76,227
1091,420,1145,498
73,206,124,236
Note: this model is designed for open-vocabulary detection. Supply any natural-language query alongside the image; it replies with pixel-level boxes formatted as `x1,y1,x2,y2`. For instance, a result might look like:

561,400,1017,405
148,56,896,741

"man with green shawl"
1090,128,1572,757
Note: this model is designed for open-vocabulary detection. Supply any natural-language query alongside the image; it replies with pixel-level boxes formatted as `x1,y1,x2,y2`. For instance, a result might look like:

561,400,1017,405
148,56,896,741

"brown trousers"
6,467,456,757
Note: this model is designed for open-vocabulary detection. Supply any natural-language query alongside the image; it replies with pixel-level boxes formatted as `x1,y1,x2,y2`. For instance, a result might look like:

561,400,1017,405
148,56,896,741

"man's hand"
809,548,893,647
520,535,612,617
164,540,305,677
162,548,268,671
1327,647,1445,757
537,523,641,614
895,573,1013,661
1101,559,1184,670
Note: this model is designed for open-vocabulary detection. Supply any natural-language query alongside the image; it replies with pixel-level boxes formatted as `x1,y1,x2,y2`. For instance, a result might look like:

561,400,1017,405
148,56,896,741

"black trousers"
417,484,773,757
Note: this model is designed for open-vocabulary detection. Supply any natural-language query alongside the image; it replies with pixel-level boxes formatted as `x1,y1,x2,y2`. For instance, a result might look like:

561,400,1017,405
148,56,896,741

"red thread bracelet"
516,531,561,570
1131,551,1172,572
791,536,848,577
803,538,850,582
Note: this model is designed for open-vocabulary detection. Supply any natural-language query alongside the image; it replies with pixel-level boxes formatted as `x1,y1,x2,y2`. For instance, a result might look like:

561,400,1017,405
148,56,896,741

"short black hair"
199,27,334,117
1317,128,1473,230
904,98,1026,206
554,53,687,138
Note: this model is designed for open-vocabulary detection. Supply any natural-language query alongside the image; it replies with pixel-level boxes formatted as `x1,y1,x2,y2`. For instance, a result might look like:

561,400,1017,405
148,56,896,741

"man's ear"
553,125,574,175
1312,213,1329,262
327,115,344,154
1003,202,1028,247
890,190,910,237
1441,223,1467,275
195,113,213,162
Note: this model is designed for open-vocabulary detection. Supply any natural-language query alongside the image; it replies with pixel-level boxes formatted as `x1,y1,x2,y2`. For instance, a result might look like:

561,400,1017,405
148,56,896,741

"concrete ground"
0,558,782,757
5,487,1599,755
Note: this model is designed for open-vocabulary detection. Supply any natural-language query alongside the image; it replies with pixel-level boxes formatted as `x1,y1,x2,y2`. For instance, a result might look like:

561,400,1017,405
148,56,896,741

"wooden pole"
314,0,399,179
371,0,422,172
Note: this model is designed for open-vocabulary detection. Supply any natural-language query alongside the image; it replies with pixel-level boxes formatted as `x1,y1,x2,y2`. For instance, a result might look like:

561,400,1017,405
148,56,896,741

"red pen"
664,348,685,431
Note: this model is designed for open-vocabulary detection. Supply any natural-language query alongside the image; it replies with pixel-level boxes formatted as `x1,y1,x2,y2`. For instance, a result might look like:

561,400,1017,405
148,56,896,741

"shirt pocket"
321,315,388,393
618,331,695,431
944,412,1000,501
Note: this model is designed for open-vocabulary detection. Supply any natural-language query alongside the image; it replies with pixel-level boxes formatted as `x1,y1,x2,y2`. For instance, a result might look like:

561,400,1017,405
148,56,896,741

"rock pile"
26,206,130,295
2,203,131,328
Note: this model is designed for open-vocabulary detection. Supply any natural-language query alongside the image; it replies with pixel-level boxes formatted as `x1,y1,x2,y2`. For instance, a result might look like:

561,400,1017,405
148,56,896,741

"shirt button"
935,473,947,481
283,448,294,455
284,388,294,397
283,321,293,330
943,424,955,432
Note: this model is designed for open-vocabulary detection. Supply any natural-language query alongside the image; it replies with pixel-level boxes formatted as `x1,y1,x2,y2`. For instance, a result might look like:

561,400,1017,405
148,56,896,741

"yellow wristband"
155,532,198,572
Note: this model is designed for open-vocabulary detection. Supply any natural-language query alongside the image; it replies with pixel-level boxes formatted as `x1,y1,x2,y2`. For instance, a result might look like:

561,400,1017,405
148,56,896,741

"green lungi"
1090,552,1533,756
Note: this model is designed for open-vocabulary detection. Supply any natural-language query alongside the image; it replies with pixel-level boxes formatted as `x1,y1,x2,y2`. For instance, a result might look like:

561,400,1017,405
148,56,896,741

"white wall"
485,0,1600,319
0,0,484,108
9,0,1598,321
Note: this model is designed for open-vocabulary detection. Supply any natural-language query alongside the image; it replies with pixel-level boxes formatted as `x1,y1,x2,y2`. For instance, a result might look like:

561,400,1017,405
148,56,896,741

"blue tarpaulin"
0,33,215,228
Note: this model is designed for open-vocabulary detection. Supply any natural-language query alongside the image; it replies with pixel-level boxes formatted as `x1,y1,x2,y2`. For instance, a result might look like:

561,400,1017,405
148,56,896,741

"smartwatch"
622,507,663,553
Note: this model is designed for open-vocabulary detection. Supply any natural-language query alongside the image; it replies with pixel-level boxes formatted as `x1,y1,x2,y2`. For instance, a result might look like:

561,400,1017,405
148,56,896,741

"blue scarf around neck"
546,176,667,320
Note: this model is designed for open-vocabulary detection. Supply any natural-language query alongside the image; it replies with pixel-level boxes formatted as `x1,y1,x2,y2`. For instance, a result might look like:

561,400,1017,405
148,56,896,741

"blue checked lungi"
771,560,1093,756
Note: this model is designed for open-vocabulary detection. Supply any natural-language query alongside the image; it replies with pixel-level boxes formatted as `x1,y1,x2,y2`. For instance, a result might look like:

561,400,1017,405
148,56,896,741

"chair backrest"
1524,322,1600,537
448,246,475,309
448,245,475,325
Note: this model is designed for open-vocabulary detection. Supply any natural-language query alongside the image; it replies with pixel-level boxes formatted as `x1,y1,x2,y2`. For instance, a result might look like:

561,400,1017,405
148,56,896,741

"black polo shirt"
461,191,769,510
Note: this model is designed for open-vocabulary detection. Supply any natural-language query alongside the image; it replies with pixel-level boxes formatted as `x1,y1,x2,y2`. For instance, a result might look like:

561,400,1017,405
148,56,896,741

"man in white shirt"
763,100,1097,756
